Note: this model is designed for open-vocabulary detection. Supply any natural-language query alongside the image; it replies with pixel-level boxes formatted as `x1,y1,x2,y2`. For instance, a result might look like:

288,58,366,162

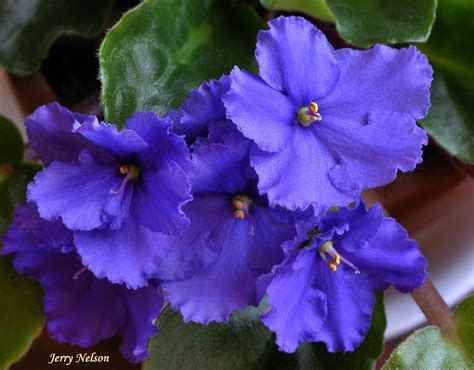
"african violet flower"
170,75,230,143
2,203,163,363
159,121,308,324
258,201,427,353
223,16,432,214
25,103,191,288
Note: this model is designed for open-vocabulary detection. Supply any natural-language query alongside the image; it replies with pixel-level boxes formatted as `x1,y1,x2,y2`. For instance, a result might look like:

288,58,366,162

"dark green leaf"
455,295,474,362
419,0,474,77
0,257,44,369
260,0,335,22
419,0,474,163
144,294,385,370
0,0,113,75
383,326,472,369
99,0,264,127
325,0,437,48
0,115,23,166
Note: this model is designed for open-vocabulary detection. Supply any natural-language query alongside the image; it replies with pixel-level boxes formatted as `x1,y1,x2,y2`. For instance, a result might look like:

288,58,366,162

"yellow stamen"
232,199,244,210
233,210,245,219
329,263,337,272
309,102,319,113
333,253,341,265
119,165,129,175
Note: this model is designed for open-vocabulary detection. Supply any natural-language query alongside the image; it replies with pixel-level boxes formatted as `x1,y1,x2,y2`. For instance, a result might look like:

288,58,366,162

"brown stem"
411,278,460,343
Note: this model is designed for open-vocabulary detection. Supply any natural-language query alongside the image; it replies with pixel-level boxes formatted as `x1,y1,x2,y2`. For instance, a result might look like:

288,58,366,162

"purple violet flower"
2,203,164,363
159,121,308,324
258,201,427,353
223,16,432,214
25,103,191,288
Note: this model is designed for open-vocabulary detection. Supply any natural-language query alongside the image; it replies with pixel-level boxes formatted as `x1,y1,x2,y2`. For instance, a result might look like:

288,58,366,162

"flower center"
319,240,360,274
110,164,140,194
297,102,322,127
232,194,252,219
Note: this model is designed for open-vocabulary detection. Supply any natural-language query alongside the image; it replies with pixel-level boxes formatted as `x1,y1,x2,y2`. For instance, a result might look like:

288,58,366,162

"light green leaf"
0,115,23,167
260,0,436,48
260,0,335,22
144,294,385,370
0,0,113,75
326,0,437,48
421,71,474,163
0,257,44,369
455,295,474,362
419,0,474,163
99,0,264,127
383,326,472,369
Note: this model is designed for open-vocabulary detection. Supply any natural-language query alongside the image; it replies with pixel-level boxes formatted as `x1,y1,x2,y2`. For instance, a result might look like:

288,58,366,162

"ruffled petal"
125,112,191,172
261,249,327,353
320,45,432,121
152,196,225,281
342,217,427,293
189,121,252,195
318,111,427,193
223,67,295,152
162,217,258,324
171,75,230,141
119,283,163,363
321,202,384,253
76,120,148,161
74,217,173,289
3,228,126,347
6,203,74,252
25,102,97,165
312,260,375,352
28,150,131,231
256,16,339,104
250,126,353,214
131,161,191,235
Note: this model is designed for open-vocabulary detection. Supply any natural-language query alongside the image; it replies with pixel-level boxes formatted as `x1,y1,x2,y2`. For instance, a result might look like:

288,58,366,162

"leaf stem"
411,278,460,343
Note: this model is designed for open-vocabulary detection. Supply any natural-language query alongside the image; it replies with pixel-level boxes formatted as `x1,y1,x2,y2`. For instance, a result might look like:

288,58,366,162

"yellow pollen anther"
232,199,244,210
119,165,129,175
329,263,337,272
309,102,319,113
233,210,245,219
297,101,322,127
334,253,341,265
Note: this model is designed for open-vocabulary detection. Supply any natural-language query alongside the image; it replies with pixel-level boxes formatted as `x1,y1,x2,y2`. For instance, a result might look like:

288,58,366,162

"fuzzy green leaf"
100,0,264,127
144,294,385,370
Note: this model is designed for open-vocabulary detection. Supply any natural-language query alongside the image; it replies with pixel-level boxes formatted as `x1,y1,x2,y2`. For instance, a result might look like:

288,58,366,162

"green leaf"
421,71,474,163
260,0,436,48
0,0,113,75
0,115,23,166
418,0,474,163
260,0,336,22
325,0,437,48
455,295,474,362
99,0,264,127
0,257,44,369
144,294,385,370
383,326,472,369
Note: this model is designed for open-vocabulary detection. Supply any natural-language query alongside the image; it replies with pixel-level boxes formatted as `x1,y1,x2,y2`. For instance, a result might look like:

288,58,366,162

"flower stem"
411,278,459,342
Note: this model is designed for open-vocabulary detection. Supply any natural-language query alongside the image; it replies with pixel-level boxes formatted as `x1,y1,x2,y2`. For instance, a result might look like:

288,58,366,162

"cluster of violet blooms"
2,17,432,362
